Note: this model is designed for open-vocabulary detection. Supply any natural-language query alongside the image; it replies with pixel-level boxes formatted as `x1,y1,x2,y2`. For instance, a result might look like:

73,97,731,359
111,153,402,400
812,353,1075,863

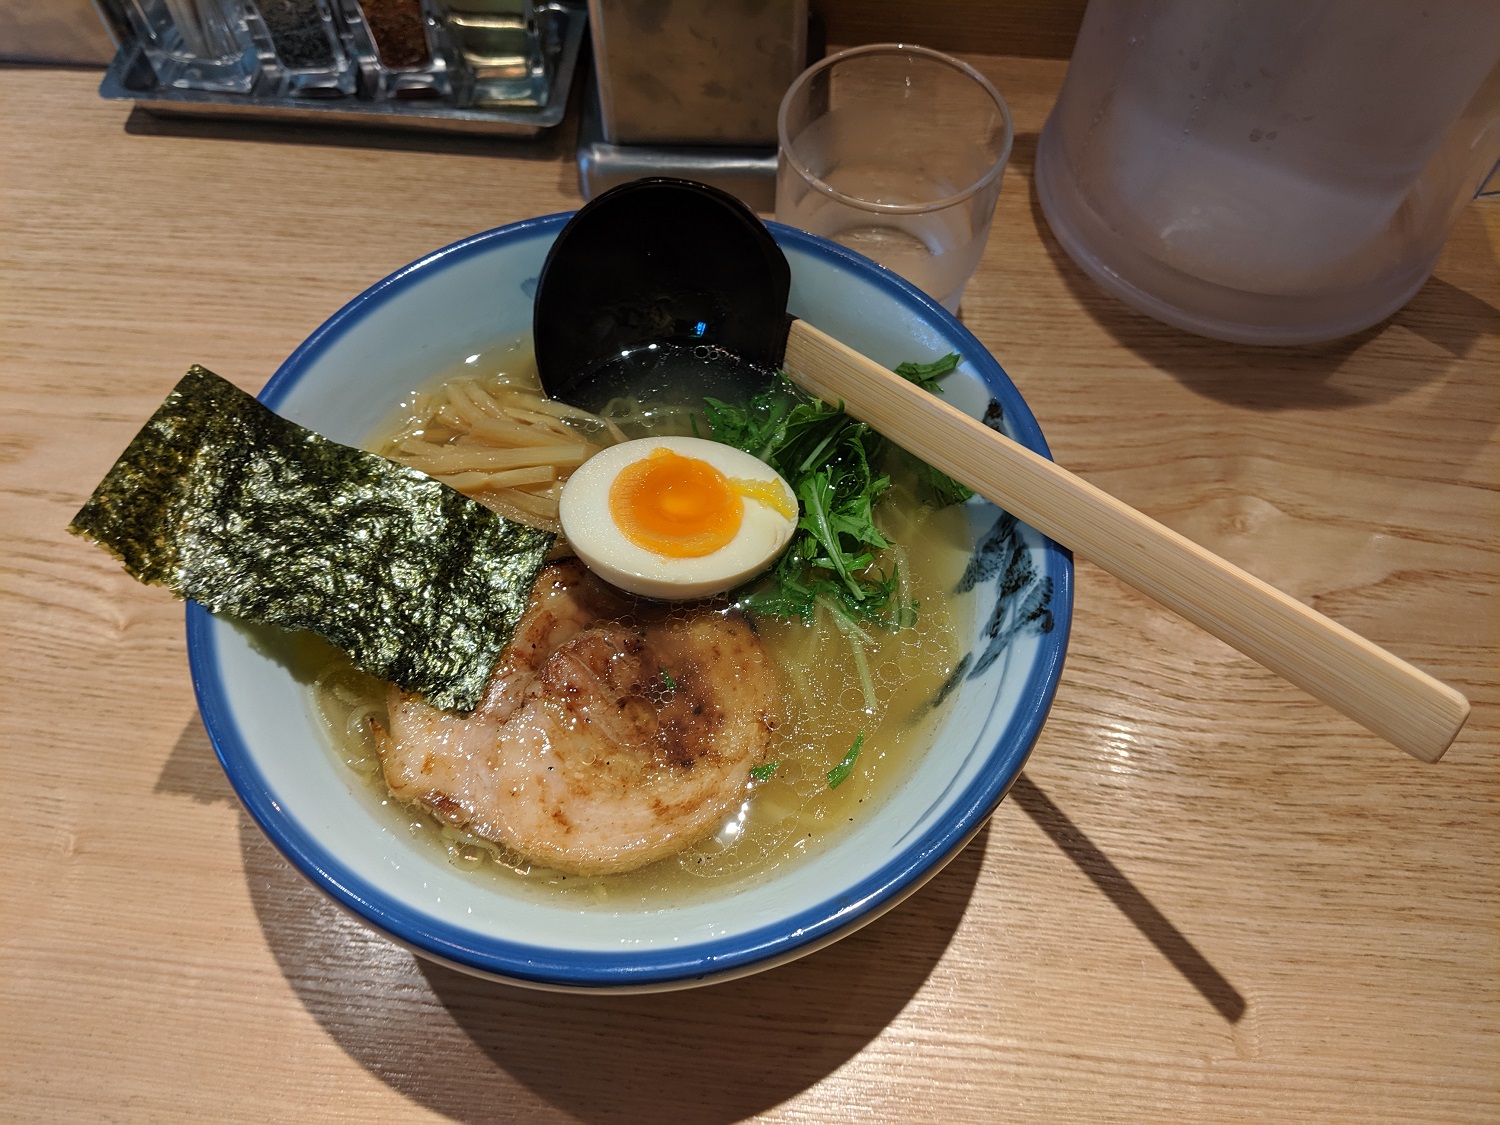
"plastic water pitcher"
1035,0,1500,345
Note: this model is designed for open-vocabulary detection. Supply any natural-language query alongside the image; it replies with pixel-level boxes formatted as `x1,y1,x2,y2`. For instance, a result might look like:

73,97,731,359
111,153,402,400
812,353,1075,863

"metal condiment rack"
94,0,587,139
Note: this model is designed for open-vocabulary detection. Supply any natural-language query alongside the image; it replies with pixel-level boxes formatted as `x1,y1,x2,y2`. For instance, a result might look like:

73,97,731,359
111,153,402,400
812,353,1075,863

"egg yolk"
609,447,790,559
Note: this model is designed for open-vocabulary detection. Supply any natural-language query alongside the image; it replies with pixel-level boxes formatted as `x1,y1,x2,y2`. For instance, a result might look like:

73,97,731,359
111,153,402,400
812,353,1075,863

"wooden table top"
3,58,1495,1122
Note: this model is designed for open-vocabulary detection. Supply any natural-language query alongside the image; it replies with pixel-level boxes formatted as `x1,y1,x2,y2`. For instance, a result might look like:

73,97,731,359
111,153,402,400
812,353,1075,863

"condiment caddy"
94,0,586,138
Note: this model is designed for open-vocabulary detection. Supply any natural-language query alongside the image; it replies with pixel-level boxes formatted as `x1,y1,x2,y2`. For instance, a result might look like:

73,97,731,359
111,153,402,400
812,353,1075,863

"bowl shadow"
160,717,984,1123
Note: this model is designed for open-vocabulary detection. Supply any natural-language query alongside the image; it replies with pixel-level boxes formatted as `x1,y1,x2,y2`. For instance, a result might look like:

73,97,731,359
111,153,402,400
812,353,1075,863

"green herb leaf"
707,375,907,628
660,668,677,692
894,352,961,393
707,354,972,626
912,459,975,507
893,353,974,506
749,762,779,782
826,731,866,789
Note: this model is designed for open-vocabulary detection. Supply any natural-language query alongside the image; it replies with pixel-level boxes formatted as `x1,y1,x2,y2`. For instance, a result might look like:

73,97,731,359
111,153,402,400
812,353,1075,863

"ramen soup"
312,338,975,906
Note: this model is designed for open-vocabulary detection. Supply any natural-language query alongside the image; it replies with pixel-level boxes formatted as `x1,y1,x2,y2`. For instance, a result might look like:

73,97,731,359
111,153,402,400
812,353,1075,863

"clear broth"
311,340,975,907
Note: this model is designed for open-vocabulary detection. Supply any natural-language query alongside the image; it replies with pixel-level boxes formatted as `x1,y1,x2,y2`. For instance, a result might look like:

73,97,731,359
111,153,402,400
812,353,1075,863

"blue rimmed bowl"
187,214,1073,991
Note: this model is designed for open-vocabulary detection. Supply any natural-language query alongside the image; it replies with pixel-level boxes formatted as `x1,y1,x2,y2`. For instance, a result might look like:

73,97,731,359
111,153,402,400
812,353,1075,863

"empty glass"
776,44,1014,314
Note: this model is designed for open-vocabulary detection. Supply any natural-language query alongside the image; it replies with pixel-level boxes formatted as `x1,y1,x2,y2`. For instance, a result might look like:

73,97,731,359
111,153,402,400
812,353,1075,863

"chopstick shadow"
157,720,1246,1122
1008,773,1246,1024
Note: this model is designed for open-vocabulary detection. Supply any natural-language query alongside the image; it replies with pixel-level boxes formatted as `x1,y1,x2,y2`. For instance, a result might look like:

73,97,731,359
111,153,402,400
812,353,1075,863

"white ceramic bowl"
188,215,1073,991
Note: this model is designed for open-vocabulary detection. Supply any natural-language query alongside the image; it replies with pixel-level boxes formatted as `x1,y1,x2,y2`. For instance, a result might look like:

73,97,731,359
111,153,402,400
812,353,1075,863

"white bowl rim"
186,213,1073,989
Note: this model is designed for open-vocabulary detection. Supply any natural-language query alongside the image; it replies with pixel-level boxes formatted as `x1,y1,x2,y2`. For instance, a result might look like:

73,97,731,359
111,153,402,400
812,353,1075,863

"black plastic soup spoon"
533,178,1470,762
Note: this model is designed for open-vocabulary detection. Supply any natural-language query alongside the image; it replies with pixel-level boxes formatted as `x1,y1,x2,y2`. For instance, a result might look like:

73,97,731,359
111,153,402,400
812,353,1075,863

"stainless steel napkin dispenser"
588,0,808,145
578,0,812,207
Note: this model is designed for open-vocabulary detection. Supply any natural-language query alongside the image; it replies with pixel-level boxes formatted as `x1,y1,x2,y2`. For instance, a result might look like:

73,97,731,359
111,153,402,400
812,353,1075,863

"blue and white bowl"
188,215,1073,992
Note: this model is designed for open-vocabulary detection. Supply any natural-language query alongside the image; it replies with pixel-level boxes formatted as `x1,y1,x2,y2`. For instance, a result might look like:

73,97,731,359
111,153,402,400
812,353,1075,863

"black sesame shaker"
245,0,356,96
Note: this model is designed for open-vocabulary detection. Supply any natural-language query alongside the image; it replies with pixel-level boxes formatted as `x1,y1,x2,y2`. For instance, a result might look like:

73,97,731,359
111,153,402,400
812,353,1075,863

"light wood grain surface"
2,59,1496,1123
783,319,1471,762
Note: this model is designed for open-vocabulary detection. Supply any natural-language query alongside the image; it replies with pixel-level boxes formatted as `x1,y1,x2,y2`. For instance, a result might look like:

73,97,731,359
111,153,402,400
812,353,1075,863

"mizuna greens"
700,353,972,712
701,352,970,627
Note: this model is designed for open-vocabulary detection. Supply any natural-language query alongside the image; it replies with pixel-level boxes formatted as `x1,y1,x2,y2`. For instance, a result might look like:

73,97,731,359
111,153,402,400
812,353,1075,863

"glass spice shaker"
432,0,551,109
337,0,466,100
245,0,356,97
125,0,259,93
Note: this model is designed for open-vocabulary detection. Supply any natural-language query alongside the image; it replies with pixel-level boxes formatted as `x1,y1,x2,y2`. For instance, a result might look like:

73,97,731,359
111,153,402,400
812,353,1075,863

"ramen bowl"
188,214,1073,992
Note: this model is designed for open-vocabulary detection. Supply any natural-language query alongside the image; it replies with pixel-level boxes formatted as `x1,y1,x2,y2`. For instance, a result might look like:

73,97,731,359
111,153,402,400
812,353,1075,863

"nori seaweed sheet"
69,365,555,711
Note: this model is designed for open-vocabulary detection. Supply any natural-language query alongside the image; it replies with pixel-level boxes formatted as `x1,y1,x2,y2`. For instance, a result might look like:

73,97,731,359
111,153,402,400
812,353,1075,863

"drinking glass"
776,44,1014,314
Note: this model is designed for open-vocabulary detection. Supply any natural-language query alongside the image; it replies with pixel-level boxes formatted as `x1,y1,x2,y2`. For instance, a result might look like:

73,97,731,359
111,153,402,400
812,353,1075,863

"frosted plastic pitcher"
1035,0,1500,345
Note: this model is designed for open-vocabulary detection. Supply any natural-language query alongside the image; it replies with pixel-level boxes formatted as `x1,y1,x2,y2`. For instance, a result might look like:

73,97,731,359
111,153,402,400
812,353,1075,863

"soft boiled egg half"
559,436,798,600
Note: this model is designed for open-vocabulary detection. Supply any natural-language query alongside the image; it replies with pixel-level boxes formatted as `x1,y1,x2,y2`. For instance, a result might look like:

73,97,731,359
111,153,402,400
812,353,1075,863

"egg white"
559,435,798,600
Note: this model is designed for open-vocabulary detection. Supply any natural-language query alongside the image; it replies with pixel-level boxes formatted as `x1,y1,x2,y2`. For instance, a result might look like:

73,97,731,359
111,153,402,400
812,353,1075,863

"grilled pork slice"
378,560,781,875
